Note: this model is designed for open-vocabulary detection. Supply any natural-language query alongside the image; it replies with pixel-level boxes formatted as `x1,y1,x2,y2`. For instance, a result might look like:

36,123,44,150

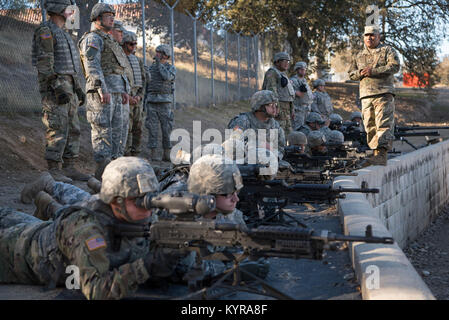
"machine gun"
394,124,448,150
149,219,393,299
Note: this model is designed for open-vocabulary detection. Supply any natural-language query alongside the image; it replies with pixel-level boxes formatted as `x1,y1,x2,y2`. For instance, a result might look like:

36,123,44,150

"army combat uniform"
311,91,333,121
125,52,146,156
145,57,176,152
78,29,130,164
31,19,84,170
262,67,295,136
290,75,313,130
348,42,400,151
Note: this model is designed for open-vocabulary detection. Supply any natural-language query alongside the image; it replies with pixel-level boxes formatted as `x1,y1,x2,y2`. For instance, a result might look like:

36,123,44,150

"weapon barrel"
395,131,440,137
287,183,379,194
396,125,449,131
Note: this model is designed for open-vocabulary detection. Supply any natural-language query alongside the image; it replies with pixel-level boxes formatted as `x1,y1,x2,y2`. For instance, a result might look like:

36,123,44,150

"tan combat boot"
360,148,388,167
62,158,91,181
94,157,111,181
47,160,72,183
33,191,62,221
162,148,171,162
20,172,56,204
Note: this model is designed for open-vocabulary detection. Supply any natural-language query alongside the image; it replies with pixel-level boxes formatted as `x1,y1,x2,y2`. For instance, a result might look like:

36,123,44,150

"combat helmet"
327,130,344,145
306,112,325,125
350,111,362,121
100,157,159,204
329,113,343,123
90,3,116,22
250,90,277,113
307,130,327,148
287,131,307,146
313,79,325,88
188,154,243,196
123,31,137,43
273,52,290,62
156,44,171,57
44,0,73,15
293,61,307,71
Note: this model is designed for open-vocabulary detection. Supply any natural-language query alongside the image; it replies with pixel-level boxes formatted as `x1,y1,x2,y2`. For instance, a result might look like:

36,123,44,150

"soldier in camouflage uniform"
0,157,182,300
122,31,147,156
145,44,176,162
329,113,343,131
311,79,334,121
78,3,130,180
296,112,325,137
227,90,286,157
290,62,313,130
177,154,269,280
287,131,307,154
262,52,295,135
348,25,400,166
31,0,90,183
307,130,327,156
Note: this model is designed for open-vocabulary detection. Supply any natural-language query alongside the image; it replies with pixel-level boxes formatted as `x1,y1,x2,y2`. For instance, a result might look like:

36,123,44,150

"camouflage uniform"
31,19,83,164
0,157,164,300
290,75,313,130
348,32,400,151
311,91,333,121
123,32,147,156
262,53,295,135
145,46,176,151
78,28,130,163
228,112,285,156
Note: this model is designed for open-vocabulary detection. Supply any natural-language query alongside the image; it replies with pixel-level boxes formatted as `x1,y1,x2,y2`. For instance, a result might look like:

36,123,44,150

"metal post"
141,0,147,66
161,0,179,107
247,35,251,98
254,33,259,91
185,10,201,106
224,30,229,102
236,31,241,100
41,0,46,22
210,26,215,106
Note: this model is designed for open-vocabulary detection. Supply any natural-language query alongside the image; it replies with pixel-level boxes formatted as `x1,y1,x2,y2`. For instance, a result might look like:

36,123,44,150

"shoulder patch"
40,32,52,40
85,236,107,251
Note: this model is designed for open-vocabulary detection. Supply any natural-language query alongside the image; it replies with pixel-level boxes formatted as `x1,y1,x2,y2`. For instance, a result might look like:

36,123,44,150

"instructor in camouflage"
145,44,176,162
122,31,147,157
348,25,400,166
0,157,179,300
31,0,89,183
290,61,313,130
78,3,130,179
262,52,295,135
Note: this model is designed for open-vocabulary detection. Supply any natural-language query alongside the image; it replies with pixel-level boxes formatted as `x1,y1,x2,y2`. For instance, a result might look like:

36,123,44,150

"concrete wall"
334,140,449,299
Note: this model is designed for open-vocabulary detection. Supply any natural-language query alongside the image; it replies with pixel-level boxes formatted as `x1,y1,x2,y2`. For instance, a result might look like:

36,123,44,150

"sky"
439,38,449,60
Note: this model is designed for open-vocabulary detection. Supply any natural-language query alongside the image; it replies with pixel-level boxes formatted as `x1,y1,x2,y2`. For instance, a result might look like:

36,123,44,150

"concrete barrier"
334,140,449,300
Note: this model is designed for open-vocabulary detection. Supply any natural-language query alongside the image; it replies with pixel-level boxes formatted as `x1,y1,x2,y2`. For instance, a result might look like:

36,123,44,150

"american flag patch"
40,33,52,40
85,236,107,251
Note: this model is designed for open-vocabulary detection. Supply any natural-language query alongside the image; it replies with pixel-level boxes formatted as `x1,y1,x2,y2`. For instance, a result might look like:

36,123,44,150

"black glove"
299,83,308,92
280,76,288,88
54,86,71,105
144,248,184,279
75,88,86,106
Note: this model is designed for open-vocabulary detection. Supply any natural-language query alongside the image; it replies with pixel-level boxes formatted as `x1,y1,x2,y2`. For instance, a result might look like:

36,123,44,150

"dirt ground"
1,83,449,299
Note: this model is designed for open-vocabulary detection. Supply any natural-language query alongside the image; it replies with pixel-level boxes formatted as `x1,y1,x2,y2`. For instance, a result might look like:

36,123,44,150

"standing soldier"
348,25,400,166
290,61,313,130
78,3,130,179
311,79,334,122
122,31,147,157
262,52,295,135
31,0,89,183
145,44,176,162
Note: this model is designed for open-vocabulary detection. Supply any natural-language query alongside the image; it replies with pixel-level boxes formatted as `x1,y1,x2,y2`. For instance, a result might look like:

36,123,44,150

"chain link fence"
0,0,272,113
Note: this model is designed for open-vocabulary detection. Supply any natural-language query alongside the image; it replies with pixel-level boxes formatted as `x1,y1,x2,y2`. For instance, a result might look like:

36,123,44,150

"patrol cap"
350,111,362,121
364,25,380,35
313,79,326,88
123,31,137,43
294,61,307,71
44,0,73,15
250,90,277,112
308,131,327,148
90,3,116,22
156,44,171,57
188,154,243,196
287,131,307,146
327,130,344,145
273,52,290,62
329,113,343,123
100,157,159,204
305,112,325,125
